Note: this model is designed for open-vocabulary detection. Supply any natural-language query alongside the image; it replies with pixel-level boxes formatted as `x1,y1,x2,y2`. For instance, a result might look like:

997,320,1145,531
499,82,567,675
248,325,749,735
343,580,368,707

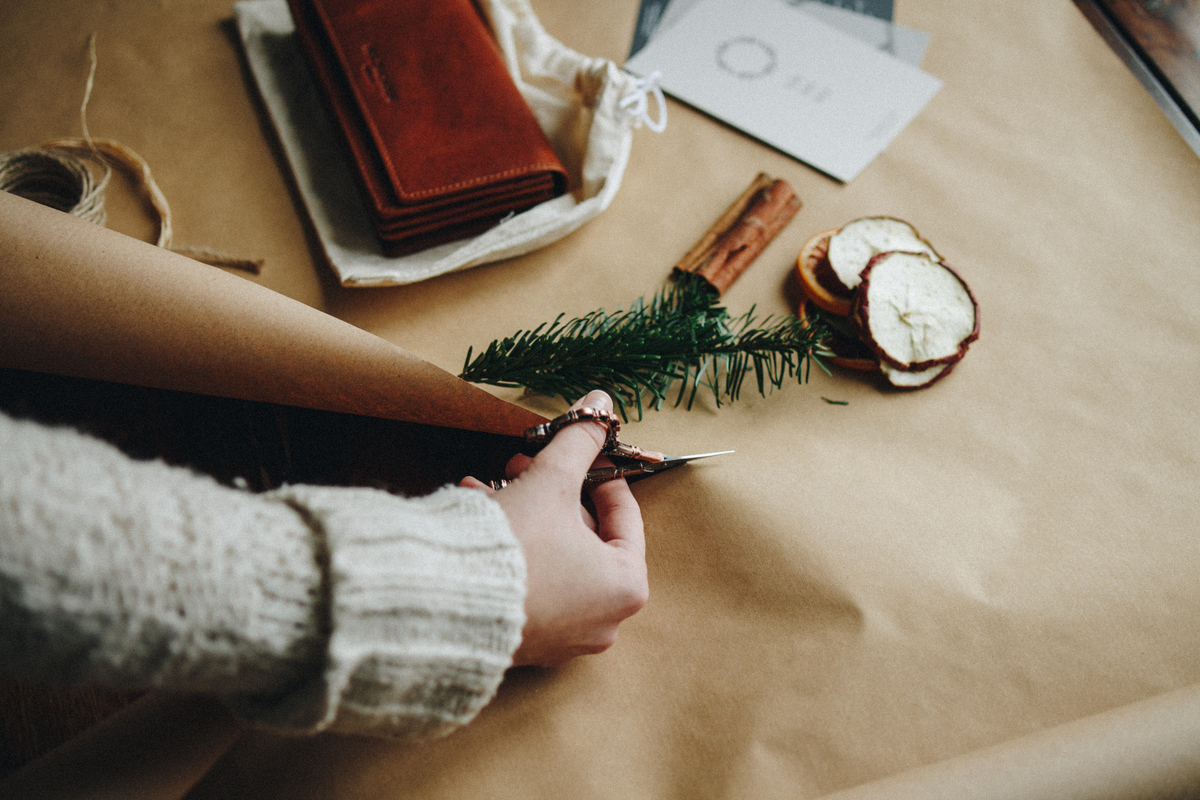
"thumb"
534,390,617,479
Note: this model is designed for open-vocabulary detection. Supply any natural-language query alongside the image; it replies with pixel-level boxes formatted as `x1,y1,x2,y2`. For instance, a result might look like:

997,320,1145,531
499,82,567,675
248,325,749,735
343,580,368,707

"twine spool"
0,147,107,223
0,34,261,273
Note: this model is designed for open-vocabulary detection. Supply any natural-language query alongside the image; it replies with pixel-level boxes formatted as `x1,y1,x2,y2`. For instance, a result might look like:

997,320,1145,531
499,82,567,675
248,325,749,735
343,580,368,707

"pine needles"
459,274,832,419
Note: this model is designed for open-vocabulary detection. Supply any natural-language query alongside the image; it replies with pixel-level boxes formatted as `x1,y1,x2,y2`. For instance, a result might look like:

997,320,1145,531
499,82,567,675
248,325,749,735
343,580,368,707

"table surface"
2,0,1200,797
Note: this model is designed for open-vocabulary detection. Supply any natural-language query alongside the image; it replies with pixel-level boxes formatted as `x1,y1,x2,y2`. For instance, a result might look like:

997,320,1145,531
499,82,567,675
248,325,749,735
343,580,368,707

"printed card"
624,0,942,181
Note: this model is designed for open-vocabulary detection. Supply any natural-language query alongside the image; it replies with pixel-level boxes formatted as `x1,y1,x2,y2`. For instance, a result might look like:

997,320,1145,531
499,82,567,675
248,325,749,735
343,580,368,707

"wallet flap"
296,0,566,204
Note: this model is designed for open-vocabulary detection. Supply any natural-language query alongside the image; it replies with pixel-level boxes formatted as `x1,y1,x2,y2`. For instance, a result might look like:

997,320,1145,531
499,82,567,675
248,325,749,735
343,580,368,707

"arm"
0,388,648,738
0,410,525,739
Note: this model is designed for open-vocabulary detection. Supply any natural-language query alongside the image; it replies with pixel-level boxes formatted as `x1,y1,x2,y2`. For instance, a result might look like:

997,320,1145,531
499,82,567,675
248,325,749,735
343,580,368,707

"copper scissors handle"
488,452,733,491
488,408,731,490
521,406,664,462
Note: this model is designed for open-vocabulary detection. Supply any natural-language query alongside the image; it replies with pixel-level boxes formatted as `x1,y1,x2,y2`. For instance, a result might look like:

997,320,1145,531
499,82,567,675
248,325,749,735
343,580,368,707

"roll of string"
0,34,261,273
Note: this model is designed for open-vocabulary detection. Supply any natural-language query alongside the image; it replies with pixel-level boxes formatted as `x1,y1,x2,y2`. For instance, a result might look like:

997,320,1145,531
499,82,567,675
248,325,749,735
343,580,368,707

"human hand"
460,390,648,667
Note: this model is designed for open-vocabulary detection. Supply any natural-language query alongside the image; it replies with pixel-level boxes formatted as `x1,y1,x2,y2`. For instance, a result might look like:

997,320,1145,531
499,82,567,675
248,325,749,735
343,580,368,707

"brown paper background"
2,0,1200,797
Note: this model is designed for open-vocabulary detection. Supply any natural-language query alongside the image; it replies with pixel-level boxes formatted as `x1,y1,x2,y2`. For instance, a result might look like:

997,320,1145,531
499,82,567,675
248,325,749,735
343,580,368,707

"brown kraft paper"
0,190,545,436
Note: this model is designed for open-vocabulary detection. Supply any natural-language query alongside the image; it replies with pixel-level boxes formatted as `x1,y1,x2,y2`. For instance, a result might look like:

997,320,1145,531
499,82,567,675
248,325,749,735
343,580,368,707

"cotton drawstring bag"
234,0,665,287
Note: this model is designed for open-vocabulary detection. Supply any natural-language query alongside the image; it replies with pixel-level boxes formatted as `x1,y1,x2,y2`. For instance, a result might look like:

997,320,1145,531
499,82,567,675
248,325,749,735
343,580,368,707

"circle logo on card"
716,36,777,79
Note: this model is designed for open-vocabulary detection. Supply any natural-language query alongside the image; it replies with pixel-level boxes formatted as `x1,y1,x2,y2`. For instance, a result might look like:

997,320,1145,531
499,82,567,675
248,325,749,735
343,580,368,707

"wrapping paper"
0,192,544,436
2,0,1200,797
816,682,1200,800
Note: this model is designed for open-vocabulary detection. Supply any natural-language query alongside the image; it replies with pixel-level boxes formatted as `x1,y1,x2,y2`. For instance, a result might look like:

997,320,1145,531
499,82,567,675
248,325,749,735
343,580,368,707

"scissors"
488,406,733,489
581,449,734,487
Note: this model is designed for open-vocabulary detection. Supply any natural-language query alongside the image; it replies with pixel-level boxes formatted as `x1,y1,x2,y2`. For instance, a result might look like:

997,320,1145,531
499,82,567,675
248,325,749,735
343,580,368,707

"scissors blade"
640,450,735,474
585,450,733,486
661,450,736,464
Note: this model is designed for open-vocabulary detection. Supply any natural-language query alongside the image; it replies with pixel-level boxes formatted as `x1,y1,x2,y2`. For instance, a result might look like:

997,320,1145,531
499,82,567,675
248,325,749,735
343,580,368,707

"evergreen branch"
459,274,831,419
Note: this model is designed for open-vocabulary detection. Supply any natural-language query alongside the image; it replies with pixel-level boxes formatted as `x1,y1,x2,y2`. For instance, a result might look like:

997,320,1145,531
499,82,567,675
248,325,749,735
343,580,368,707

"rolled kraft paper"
814,683,1200,800
0,191,546,436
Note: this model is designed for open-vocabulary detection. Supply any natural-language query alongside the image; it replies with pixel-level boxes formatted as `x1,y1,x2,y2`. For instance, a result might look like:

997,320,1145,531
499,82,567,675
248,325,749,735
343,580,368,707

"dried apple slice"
854,251,979,372
827,216,938,292
796,228,853,316
880,360,955,389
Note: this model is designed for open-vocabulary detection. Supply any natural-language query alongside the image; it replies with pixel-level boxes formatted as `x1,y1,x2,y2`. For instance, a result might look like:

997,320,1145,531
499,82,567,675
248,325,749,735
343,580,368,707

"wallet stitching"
389,164,565,200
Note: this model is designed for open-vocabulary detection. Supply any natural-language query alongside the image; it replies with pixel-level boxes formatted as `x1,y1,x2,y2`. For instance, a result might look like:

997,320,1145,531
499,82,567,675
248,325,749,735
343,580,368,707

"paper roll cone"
0,191,545,436
815,683,1200,800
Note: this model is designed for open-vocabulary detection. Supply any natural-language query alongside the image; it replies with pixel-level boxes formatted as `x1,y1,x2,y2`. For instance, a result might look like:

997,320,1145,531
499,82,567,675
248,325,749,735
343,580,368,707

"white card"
625,0,943,181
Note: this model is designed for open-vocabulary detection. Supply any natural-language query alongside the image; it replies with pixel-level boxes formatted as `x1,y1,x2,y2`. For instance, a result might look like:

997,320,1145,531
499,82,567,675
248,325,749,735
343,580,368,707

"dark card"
630,0,894,57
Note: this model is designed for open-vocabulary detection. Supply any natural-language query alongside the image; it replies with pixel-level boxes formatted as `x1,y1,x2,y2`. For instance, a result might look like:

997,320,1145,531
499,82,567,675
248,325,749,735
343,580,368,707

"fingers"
535,390,615,480
504,453,534,480
589,474,645,552
458,476,495,495
579,503,598,533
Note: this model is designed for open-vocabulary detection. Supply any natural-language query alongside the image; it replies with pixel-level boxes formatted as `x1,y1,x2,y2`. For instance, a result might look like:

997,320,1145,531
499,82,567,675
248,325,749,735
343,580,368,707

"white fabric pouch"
234,0,664,287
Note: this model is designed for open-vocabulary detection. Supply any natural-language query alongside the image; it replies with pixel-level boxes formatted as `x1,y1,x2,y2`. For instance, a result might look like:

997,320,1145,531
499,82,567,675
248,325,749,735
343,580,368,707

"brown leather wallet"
287,0,568,256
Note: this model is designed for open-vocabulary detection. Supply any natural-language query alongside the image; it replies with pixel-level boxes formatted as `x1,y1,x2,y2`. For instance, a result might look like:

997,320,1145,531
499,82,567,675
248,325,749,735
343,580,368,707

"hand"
460,390,648,667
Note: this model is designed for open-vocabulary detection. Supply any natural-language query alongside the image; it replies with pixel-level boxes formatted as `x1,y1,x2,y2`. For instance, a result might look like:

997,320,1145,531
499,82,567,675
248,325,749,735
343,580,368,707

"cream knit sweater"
0,411,526,739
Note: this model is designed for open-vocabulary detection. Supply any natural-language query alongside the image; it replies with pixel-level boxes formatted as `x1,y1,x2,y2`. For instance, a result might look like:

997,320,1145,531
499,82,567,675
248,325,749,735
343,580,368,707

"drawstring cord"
618,70,668,133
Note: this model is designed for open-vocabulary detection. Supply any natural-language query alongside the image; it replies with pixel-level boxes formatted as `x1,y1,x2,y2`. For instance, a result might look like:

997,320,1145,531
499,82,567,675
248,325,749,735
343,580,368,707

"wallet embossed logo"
359,43,396,103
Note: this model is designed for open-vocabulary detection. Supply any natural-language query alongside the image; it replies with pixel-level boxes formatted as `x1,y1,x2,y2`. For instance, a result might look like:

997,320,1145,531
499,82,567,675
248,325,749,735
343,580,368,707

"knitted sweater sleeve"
0,411,526,739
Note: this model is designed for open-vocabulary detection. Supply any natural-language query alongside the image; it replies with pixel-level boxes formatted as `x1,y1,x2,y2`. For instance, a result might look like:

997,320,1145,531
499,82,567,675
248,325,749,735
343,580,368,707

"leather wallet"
287,0,568,256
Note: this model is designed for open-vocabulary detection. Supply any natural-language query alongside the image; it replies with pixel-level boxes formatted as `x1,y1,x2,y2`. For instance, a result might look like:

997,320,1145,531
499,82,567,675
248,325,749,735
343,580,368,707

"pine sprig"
459,274,831,419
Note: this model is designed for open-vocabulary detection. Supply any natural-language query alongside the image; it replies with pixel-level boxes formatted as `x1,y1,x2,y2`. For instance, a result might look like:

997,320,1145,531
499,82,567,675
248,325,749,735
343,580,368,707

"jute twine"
0,34,262,273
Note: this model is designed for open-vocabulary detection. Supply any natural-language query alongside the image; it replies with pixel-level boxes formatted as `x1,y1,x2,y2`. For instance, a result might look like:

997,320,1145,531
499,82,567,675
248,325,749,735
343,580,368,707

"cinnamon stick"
672,172,801,295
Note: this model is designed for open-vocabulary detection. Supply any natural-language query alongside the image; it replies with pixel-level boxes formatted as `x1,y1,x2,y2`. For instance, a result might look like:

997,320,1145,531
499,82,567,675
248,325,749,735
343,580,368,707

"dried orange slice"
795,228,853,317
